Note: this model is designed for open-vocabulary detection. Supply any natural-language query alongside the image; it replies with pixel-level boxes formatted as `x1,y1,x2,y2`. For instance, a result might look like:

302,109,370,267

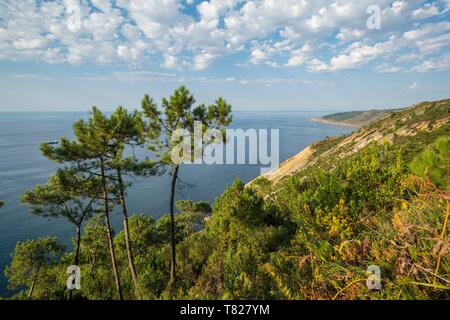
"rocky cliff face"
253,99,450,186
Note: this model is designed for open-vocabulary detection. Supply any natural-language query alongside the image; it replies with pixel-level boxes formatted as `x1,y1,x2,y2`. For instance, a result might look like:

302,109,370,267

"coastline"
310,117,360,128
248,117,358,186
248,118,358,186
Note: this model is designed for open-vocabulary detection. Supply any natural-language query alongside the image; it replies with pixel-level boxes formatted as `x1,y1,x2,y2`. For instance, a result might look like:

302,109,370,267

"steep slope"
253,99,449,186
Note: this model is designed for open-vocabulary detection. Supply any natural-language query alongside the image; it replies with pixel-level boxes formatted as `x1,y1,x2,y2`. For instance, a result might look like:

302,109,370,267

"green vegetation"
20,169,101,299
318,108,402,127
5,237,65,299
141,86,232,286
3,96,449,300
312,135,347,157
39,106,153,299
409,137,450,189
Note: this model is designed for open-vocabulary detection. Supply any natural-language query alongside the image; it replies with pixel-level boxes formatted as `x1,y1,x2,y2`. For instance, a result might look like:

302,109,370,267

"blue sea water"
0,111,354,297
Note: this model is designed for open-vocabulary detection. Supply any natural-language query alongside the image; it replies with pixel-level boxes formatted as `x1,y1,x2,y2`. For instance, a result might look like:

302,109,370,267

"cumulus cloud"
412,2,442,19
285,44,313,67
311,37,398,72
412,52,450,72
0,0,449,73
248,40,291,66
192,51,218,70
336,28,365,42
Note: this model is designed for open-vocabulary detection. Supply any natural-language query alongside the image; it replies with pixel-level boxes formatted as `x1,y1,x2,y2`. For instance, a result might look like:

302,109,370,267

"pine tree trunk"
116,167,138,292
67,225,82,301
28,269,39,300
101,158,123,300
74,225,81,266
169,164,179,284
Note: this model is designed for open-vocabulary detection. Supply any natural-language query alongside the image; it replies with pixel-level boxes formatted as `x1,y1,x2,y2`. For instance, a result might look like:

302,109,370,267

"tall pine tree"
141,86,232,285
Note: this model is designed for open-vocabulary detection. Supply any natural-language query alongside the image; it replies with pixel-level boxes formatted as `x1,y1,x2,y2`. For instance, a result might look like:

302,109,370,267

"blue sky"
0,0,449,111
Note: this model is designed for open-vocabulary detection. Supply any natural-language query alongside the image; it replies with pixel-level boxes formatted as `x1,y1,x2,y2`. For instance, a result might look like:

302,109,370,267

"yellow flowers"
315,199,354,241
303,203,310,213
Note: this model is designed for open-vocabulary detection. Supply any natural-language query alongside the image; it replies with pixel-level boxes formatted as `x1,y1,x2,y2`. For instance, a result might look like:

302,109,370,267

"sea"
0,111,354,297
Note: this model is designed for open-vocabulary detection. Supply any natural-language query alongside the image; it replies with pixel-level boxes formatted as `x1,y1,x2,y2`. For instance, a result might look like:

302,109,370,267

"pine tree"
4,237,65,299
41,107,124,299
41,106,160,299
107,107,158,295
141,86,232,285
21,168,101,299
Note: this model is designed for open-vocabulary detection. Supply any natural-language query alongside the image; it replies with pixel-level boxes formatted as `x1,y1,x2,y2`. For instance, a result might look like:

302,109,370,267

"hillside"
257,99,449,185
3,98,449,300
311,108,402,127
243,98,449,299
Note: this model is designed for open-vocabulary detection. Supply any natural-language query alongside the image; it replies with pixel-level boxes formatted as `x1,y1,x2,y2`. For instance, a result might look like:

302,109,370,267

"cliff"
251,99,450,187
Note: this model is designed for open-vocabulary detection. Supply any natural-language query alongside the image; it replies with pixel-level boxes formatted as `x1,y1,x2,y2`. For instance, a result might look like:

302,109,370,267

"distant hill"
311,108,403,127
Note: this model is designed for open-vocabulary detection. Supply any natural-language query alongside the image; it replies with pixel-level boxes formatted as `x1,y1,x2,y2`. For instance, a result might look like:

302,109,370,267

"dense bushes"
409,137,449,188
4,124,449,300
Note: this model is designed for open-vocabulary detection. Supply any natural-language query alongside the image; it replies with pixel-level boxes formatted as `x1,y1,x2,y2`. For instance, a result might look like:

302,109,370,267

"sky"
0,0,449,112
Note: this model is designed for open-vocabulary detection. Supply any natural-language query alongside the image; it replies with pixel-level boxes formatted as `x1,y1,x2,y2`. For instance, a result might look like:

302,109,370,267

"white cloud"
248,40,291,66
10,73,53,81
192,51,218,70
336,28,365,42
412,3,441,19
318,37,398,71
412,52,450,72
162,54,178,69
0,0,449,73
416,32,450,53
375,64,402,73
197,0,238,22
250,48,267,65
308,58,329,72
403,21,450,54
79,70,319,87
12,37,51,50
83,10,123,41
409,81,418,89
285,44,313,67
115,0,183,41
440,0,450,9
116,45,145,62
403,22,450,40
91,0,112,13
391,1,408,15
